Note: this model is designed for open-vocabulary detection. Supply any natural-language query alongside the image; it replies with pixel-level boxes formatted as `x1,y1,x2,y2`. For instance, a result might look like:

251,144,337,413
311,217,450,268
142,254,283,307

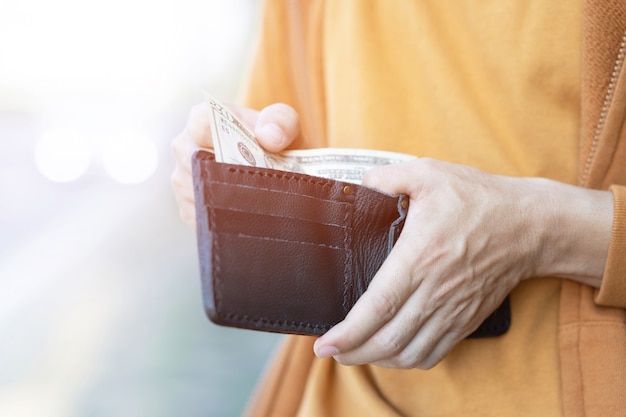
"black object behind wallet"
192,150,510,338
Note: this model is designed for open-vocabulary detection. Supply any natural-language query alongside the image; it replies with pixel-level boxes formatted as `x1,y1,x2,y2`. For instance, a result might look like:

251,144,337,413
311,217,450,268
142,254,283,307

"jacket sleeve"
595,184,626,308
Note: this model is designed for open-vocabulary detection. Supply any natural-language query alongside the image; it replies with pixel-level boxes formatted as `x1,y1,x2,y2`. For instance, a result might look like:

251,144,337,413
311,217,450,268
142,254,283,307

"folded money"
206,96,416,183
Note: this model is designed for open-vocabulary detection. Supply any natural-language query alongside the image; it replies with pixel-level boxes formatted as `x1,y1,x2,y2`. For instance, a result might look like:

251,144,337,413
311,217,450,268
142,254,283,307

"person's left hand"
313,158,552,369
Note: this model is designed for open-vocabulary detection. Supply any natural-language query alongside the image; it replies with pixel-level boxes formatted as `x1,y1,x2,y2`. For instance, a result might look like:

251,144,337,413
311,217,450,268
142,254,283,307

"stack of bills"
207,97,415,184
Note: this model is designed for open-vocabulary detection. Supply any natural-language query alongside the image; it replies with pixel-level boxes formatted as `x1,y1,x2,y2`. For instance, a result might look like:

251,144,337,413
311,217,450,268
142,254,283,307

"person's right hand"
171,102,301,228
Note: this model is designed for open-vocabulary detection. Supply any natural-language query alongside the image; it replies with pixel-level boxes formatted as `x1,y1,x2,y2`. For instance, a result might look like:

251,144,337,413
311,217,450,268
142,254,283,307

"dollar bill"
208,96,270,168
281,148,415,183
207,96,415,184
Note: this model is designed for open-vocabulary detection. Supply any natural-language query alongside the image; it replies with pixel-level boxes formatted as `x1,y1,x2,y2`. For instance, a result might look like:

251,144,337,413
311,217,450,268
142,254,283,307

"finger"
418,330,463,370
361,159,427,196
351,305,458,370
253,103,300,153
385,311,458,369
229,104,260,129
185,103,214,149
171,166,197,228
179,204,197,230
171,166,194,201
313,244,417,359
330,289,432,366
171,131,198,175
370,296,485,369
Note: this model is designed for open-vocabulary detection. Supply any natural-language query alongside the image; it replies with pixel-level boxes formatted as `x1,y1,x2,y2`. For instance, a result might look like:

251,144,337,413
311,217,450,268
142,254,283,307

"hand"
171,101,301,228
313,158,613,369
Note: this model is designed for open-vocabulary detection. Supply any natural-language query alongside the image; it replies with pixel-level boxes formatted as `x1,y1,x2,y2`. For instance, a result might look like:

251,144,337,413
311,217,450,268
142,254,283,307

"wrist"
529,178,613,287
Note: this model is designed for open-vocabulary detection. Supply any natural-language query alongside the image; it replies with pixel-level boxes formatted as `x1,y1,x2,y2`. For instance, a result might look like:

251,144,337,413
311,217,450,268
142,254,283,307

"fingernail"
315,345,340,359
257,123,284,147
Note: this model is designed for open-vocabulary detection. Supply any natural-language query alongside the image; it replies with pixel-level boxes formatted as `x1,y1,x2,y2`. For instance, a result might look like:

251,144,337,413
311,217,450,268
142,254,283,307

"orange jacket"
243,1,626,415
559,1,626,415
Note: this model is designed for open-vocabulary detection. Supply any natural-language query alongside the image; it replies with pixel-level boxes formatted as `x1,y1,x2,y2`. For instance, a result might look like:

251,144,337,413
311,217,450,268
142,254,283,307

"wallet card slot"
208,181,351,226
212,208,350,248
211,233,349,334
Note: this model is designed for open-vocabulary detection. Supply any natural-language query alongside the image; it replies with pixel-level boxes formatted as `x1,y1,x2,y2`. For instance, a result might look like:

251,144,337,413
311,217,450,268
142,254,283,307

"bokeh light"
101,132,159,185
34,129,91,183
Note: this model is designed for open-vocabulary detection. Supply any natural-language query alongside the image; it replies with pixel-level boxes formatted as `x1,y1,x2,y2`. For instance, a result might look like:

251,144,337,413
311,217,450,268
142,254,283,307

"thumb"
254,103,301,153
361,163,406,194
361,160,423,196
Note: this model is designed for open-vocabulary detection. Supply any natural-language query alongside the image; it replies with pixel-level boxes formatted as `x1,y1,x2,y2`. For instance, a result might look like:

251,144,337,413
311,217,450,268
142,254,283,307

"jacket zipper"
581,30,626,186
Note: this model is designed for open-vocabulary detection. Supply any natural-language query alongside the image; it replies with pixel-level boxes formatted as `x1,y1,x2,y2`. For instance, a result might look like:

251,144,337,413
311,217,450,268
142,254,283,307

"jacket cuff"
595,185,626,308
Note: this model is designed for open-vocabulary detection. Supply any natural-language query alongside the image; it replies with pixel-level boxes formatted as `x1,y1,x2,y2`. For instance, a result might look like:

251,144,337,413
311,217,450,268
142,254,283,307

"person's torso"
298,2,581,416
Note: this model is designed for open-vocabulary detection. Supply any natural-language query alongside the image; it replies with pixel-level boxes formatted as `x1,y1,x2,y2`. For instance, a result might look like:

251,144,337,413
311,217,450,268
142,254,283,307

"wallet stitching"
211,202,351,228
217,232,345,250
221,313,331,334
209,181,350,227
342,200,353,315
207,171,225,316
211,179,335,196
226,166,335,189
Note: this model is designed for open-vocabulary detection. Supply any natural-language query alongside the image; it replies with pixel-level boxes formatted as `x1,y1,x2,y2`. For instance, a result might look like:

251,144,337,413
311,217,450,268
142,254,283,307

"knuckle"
375,333,406,359
369,291,400,323
392,343,428,369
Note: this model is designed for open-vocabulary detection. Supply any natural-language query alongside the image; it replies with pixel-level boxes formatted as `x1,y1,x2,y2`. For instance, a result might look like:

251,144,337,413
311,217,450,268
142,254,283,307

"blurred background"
0,1,282,416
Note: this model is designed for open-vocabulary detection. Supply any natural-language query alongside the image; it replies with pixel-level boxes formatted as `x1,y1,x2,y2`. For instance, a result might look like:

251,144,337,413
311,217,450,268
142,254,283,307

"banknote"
281,148,415,183
207,96,269,167
207,96,415,184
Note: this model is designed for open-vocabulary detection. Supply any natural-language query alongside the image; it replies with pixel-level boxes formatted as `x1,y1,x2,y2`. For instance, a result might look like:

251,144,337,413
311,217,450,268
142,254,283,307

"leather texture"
192,150,510,337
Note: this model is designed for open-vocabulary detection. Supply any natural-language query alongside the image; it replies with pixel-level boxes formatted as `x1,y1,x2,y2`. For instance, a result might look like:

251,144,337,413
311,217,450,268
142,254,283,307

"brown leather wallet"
192,150,510,338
